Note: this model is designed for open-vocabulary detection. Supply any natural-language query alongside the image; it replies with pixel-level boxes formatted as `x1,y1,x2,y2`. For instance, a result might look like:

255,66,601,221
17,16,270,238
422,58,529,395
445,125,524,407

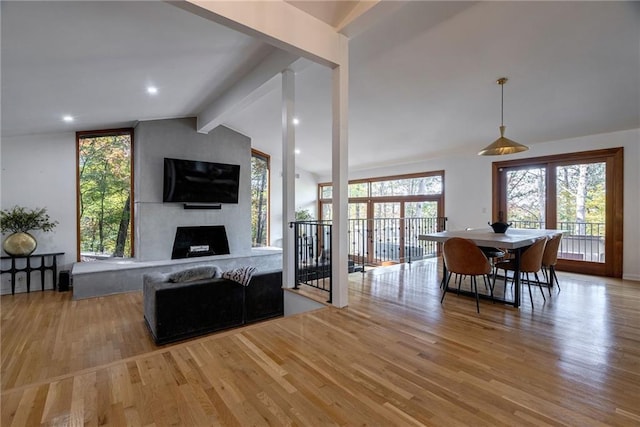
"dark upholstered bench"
144,269,283,345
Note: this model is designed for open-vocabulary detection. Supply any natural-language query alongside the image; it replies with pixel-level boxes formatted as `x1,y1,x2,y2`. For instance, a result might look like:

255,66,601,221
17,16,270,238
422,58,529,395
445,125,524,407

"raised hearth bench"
71,247,282,299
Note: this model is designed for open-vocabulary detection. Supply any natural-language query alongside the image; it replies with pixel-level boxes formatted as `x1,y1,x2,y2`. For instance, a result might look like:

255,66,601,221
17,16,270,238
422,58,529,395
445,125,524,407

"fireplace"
171,226,230,259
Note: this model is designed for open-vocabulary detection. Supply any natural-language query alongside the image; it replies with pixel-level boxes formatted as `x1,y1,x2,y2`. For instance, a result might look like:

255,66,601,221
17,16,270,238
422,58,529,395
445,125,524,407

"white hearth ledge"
71,247,282,299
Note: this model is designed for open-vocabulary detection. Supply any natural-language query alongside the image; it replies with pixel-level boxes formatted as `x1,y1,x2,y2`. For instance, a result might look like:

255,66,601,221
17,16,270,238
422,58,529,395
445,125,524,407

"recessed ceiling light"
292,117,300,125
147,86,158,95
294,148,301,155
62,115,74,122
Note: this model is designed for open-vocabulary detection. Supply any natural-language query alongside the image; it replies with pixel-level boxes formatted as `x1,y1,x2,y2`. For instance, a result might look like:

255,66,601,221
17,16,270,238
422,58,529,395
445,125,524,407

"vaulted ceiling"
2,1,638,176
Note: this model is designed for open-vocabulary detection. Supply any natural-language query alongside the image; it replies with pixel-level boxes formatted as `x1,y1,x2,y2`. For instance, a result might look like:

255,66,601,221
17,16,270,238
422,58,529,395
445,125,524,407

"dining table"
418,228,563,308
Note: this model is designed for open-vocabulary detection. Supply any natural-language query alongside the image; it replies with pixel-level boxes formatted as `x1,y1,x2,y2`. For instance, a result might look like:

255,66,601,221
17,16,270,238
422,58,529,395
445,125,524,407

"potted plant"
0,206,58,256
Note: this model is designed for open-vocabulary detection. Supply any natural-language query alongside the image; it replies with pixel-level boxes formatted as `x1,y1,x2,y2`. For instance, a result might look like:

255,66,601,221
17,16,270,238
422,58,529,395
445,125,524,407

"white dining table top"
418,228,563,249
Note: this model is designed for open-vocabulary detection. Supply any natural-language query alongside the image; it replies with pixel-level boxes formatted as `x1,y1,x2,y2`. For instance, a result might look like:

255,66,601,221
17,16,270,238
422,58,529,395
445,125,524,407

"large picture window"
76,129,134,261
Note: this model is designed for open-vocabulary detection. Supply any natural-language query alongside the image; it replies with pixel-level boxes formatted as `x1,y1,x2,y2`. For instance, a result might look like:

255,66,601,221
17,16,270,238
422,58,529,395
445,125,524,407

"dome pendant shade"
478,125,529,156
478,77,528,156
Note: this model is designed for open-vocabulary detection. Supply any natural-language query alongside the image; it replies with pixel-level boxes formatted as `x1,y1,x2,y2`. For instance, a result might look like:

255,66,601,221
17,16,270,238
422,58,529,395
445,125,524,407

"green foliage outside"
556,163,606,225
321,175,442,221
251,154,268,247
295,209,314,221
506,162,606,231
78,133,132,257
324,175,443,201
506,168,547,223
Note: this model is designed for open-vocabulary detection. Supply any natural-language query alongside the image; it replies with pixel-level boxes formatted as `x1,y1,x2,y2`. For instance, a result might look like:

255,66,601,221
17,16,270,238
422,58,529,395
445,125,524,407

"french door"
319,171,445,266
493,148,623,277
355,199,441,265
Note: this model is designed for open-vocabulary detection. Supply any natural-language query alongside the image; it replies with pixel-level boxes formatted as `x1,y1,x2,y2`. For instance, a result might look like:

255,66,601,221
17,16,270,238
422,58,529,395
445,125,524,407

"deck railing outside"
510,220,605,263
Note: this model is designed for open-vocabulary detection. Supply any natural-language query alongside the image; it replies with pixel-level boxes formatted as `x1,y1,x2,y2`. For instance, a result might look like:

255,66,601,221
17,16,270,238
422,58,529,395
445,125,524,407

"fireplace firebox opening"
171,226,230,259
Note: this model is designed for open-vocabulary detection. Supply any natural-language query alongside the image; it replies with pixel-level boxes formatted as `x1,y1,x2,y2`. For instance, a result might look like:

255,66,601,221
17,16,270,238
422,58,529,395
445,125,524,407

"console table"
1,252,64,295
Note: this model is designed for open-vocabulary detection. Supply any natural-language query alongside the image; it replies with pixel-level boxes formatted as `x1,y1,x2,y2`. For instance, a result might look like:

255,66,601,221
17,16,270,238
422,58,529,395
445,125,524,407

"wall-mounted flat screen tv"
163,157,240,204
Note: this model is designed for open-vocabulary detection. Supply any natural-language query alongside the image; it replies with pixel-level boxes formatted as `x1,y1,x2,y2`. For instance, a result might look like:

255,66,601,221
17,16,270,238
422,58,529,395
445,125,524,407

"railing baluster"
292,216,447,298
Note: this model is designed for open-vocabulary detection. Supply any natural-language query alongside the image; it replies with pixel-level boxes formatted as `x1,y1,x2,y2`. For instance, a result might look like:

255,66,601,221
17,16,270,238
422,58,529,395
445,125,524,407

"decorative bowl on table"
489,221,511,234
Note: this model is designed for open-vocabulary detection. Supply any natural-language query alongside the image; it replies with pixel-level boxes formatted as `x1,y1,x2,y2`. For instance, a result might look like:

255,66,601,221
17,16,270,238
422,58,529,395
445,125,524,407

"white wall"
267,152,319,248
1,132,78,293
0,120,255,294
319,128,640,281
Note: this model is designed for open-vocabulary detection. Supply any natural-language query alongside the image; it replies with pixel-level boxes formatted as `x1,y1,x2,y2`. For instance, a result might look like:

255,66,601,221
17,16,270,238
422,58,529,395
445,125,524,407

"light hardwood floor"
2,259,639,426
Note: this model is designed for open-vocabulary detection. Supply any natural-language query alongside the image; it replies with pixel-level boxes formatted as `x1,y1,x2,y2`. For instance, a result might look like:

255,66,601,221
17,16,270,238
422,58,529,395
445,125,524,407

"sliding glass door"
493,148,623,277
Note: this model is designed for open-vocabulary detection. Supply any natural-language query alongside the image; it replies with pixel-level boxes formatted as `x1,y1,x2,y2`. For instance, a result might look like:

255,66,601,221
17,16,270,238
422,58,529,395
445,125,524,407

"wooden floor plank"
2,259,640,425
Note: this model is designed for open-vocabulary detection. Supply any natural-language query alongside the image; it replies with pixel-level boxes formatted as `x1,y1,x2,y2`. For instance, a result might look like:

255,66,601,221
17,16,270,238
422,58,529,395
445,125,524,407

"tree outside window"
251,150,269,247
77,130,133,260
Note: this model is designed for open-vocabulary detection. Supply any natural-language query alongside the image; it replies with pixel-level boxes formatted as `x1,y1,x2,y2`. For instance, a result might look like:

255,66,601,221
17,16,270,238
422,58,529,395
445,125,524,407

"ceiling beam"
171,0,345,68
196,49,299,134
337,1,408,38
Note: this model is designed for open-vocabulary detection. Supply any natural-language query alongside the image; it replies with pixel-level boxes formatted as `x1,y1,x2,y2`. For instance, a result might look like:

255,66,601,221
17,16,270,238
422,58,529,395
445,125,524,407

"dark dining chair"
441,237,493,313
542,233,563,293
494,237,547,307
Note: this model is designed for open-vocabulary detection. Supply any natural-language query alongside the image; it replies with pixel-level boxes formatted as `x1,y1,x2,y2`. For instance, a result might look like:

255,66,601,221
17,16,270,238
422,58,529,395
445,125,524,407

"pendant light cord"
501,81,504,127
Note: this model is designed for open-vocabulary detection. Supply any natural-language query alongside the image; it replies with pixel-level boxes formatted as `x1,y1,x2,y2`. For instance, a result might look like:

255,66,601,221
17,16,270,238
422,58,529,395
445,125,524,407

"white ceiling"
2,1,639,177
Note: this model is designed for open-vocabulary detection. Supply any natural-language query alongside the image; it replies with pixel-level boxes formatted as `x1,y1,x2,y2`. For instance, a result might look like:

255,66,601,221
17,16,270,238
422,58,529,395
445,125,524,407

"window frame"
492,147,623,277
251,148,270,247
318,170,445,219
318,171,445,265
75,128,135,262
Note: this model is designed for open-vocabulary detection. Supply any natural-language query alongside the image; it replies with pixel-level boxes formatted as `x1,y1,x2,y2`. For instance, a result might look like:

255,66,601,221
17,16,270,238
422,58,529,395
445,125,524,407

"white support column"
331,37,349,308
282,69,296,288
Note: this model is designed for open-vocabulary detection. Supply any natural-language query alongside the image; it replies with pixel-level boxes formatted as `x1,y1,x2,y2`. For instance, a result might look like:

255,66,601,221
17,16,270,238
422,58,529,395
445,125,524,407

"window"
251,149,270,247
76,129,134,261
493,148,623,277
320,173,443,201
319,171,445,264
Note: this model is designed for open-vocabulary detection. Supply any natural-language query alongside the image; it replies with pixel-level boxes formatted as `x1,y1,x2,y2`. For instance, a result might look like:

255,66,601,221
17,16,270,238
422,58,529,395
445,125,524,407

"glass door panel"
505,167,547,229
371,202,401,264
405,201,439,259
556,162,606,263
321,202,332,221
348,203,368,264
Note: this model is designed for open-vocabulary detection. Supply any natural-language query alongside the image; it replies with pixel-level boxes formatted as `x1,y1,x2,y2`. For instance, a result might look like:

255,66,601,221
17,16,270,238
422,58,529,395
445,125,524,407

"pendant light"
478,77,528,156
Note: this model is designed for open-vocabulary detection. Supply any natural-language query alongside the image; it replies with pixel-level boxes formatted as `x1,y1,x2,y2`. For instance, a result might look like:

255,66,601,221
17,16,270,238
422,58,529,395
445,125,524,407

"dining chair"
542,233,563,293
441,237,493,313
493,237,547,307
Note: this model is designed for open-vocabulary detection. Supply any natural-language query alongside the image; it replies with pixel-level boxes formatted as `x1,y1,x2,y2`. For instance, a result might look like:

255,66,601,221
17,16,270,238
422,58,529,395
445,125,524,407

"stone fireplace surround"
134,118,252,262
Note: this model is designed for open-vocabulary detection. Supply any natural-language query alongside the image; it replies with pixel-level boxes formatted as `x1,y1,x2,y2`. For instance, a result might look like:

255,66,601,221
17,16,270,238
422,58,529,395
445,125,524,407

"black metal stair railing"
290,216,446,300
348,216,447,266
290,220,333,303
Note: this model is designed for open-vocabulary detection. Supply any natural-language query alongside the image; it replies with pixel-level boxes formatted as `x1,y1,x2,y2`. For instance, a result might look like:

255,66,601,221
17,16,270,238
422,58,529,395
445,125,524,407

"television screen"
163,157,240,204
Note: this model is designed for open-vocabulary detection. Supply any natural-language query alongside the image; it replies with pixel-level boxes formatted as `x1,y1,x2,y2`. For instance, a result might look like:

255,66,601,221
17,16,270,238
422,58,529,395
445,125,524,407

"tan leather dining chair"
494,237,547,307
542,233,563,293
441,237,493,313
